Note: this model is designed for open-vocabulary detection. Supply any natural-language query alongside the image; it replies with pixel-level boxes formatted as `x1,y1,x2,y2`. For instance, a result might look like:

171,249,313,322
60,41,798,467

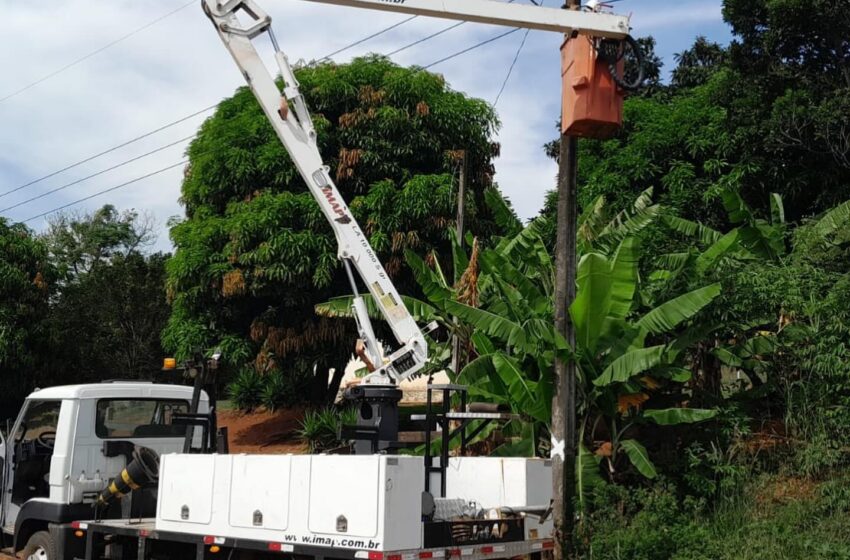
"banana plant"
448,227,720,480
316,189,719,488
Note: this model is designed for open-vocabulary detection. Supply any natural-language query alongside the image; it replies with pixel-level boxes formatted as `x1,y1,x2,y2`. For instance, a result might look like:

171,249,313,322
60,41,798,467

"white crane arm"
300,0,630,37
203,0,430,383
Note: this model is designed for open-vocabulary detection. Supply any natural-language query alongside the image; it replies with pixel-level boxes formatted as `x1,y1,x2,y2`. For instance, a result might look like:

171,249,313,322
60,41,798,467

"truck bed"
78,518,555,560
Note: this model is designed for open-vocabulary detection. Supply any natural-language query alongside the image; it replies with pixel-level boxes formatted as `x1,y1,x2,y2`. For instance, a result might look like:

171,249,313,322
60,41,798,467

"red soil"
218,407,306,454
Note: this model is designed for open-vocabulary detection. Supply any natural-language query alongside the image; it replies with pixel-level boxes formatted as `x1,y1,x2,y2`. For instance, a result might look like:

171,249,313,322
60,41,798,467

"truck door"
1,400,62,533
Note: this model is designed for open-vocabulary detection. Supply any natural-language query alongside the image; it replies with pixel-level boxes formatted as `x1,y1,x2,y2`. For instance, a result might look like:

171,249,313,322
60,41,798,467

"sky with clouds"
0,0,732,252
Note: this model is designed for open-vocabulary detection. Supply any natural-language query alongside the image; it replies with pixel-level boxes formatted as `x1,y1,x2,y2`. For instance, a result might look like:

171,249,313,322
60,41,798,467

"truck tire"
22,530,57,560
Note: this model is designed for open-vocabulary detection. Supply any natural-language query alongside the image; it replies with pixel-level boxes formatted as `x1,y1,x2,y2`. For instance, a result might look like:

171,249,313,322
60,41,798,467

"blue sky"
0,0,733,252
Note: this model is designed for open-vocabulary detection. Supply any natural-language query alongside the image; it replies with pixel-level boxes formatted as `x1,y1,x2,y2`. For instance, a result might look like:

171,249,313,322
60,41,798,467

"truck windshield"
96,399,189,439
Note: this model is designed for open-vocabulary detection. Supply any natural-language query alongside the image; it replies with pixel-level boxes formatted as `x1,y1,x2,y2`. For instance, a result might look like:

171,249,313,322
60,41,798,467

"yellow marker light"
162,357,177,370
209,545,221,553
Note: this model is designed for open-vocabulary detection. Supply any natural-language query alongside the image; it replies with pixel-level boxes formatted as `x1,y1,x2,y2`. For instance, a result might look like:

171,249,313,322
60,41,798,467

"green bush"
576,474,850,560
259,369,311,411
299,407,357,453
261,371,289,412
226,367,264,411
576,481,710,560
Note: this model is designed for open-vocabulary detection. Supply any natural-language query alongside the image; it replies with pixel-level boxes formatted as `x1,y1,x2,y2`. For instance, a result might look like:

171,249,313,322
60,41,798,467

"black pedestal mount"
343,383,403,455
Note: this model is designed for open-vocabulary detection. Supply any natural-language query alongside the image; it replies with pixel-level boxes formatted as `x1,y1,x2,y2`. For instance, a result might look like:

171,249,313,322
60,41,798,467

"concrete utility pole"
552,1,580,558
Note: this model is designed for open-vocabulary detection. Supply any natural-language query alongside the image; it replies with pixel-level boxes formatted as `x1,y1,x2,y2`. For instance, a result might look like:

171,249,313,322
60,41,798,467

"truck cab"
0,382,208,559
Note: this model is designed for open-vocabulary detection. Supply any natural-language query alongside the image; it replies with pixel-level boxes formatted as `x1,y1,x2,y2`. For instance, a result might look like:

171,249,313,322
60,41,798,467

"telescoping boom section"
203,0,430,384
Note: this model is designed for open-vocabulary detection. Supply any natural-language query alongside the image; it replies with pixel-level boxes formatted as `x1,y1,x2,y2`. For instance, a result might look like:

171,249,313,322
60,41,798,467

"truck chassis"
68,519,554,560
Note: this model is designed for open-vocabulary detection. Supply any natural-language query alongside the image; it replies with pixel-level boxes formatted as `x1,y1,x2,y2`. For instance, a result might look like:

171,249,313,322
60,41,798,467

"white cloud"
630,3,723,31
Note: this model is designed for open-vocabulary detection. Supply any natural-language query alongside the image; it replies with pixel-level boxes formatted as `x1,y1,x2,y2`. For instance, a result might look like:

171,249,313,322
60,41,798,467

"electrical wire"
22,161,188,224
11,2,532,220
493,0,544,107
0,0,196,104
423,28,521,69
320,15,419,60
0,104,216,199
0,135,193,213
493,29,531,106
5,13,438,202
386,21,467,57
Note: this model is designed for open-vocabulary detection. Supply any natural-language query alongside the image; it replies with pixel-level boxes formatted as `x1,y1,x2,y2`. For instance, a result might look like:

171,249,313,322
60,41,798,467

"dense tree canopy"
0,219,53,410
164,55,503,402
721,0,850,216
544,0,850,228
42,206,170,386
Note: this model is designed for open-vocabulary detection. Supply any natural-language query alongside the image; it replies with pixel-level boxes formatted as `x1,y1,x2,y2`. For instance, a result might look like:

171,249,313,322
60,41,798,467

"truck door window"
96,399,189,439
15,400,61,446
11,400,61,505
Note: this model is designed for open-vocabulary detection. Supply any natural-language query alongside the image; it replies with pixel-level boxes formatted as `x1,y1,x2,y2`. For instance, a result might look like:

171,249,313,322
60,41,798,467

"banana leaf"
621,439,657,479
642,408,717,425
593,345,666,387
636,283,721,335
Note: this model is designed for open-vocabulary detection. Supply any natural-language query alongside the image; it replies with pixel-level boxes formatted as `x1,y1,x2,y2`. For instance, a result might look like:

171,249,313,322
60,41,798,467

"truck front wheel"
22,530,57,560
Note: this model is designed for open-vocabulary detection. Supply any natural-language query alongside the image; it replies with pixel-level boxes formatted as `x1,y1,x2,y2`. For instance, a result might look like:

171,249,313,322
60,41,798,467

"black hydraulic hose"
597,34,646,91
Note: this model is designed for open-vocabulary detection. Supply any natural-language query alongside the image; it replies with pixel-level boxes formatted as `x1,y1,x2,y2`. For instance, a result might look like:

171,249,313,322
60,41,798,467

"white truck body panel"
155,454,552,551
442,457,552,510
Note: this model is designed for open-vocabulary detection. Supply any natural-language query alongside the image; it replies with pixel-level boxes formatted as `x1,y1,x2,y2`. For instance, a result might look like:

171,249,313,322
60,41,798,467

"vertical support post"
552,2,580,557
424,386,433,493
184,357,205,453
451,151,468,376
456,150,468,243
440,387,451,498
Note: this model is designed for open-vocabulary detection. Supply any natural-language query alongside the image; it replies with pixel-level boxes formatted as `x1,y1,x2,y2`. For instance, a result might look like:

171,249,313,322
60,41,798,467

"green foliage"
165,56,503,407
380,190,720,483
299,406,358,453
721,0,850,216
40,206,170,386
227,367,264,412
45,205,153,276
260,370,306,411
577,473,850,560
0,219,54,411
671,36,726,91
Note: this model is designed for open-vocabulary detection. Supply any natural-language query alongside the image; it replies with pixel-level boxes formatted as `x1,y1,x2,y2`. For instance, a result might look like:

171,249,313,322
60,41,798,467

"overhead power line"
0,135,193,214
0,0,195,104
321,15,419,60
423,28,522,69
22,160,188,224
6,13,464,205
493,0,542,107
386,21,466,57
493,29,531,106
0,104,215,199
13,8,530,220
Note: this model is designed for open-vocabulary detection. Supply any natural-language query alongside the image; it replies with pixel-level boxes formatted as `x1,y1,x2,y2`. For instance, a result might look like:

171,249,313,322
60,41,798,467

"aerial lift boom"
203,0,633,385
299,0,630,37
